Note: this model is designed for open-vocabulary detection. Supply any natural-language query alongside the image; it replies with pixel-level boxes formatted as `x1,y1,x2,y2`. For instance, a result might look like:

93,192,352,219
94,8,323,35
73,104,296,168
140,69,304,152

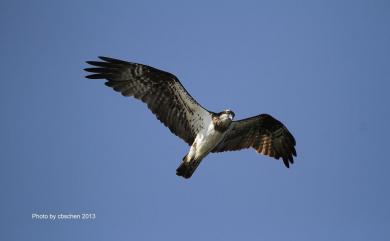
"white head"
219,109,235,121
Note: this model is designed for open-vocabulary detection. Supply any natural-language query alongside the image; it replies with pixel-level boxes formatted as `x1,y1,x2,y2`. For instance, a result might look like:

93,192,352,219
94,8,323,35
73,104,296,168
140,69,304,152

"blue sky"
1,0,389,240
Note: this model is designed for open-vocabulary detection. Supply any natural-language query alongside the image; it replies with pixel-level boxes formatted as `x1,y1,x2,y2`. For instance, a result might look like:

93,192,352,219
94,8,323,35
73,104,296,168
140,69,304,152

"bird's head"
219,109,235,121
213,109,235,132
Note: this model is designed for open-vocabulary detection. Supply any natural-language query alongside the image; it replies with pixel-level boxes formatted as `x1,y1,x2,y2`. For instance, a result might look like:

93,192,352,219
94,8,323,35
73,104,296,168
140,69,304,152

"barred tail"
176,155,202,179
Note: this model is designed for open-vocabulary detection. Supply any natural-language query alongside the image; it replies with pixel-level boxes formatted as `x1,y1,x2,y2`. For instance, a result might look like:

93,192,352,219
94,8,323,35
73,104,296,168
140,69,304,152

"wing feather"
212,114,297,167
85,56,212,145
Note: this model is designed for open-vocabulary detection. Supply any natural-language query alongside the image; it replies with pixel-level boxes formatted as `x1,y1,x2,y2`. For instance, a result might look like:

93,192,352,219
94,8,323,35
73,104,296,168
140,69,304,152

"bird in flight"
85,56,297,179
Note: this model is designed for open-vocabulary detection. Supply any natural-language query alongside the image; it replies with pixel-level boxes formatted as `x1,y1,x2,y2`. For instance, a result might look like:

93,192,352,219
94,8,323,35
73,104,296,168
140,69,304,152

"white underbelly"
192,125,225,159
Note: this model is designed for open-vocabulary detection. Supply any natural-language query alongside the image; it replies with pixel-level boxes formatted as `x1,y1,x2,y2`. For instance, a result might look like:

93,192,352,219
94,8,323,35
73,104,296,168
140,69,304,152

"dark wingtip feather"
98,56,130,64
104,81,116,87
283,157,290,168
84,67,116,74
291,135,296,145
85,74,108,79
98,56,111,61
288,155,294,164
84,67,101,73
84,57,123,80
86,60,113,67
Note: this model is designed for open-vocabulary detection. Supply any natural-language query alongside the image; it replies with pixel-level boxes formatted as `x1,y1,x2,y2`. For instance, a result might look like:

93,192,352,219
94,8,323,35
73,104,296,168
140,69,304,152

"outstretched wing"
84,56,212,145
212,114,297,167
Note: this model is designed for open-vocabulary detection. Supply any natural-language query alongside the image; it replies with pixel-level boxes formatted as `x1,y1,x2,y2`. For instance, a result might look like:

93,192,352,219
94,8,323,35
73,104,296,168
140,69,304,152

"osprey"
85,57,297,179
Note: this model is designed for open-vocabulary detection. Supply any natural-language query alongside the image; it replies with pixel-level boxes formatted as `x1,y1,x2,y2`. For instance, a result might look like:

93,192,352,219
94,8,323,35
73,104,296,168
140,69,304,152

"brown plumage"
85,56,209,145
212,114,296,167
